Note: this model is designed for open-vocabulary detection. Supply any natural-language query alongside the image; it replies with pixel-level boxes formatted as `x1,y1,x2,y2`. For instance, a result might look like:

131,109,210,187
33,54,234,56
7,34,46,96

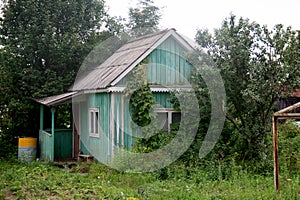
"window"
89,108,99,137
157,112,168,131
156,109,181,132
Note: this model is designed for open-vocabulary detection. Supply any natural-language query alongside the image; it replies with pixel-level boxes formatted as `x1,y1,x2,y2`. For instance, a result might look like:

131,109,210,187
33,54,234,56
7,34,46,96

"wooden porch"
35,92,78,162
39,129,72,162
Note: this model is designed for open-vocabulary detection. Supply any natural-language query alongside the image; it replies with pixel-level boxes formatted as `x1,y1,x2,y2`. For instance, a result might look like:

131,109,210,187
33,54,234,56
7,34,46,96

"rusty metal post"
272,116,279,191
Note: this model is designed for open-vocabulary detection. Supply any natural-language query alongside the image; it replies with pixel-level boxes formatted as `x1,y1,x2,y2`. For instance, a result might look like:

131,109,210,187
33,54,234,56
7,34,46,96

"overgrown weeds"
0,159,299,199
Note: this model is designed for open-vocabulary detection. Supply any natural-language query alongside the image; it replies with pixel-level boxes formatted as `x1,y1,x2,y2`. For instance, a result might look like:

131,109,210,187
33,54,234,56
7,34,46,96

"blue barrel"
18,137,37,162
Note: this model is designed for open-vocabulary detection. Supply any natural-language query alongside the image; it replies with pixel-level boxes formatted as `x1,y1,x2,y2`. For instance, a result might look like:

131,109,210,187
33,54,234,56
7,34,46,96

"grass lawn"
0,160,299,199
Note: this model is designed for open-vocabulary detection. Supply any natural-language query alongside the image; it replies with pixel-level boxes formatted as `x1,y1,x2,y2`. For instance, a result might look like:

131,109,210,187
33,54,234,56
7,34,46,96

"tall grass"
0,159,299,199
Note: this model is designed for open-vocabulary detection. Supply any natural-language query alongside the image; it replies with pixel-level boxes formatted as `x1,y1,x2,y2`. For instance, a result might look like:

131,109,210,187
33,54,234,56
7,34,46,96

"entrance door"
73,103,80,158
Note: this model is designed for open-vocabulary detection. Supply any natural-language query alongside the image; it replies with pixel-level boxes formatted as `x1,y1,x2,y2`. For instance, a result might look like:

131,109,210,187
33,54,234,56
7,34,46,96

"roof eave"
34,91,78,107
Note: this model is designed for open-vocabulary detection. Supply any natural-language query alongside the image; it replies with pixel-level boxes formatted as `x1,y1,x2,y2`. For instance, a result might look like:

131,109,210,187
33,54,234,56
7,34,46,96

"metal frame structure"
272,101,300,190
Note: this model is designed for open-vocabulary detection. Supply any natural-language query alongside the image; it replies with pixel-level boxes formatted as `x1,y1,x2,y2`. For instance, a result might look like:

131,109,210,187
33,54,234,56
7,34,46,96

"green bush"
0,131,17,159
278,120,300,173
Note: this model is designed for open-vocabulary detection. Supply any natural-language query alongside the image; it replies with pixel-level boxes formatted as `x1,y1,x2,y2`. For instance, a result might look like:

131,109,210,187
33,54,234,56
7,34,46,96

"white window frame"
89,108,100,137
155,108,181,132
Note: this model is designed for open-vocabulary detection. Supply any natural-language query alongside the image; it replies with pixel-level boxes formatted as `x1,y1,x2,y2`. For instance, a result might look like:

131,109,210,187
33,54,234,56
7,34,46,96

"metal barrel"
18,137,37,162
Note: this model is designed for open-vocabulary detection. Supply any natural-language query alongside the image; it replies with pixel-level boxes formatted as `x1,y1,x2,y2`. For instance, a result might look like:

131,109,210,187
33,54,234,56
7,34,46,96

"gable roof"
70,29,195,91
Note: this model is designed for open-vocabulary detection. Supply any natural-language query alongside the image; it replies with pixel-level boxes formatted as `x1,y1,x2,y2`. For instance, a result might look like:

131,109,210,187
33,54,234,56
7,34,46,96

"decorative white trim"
83,89,108,94
107,86,192,93
89,108,100,138
108,87,125,92
170,30,195,51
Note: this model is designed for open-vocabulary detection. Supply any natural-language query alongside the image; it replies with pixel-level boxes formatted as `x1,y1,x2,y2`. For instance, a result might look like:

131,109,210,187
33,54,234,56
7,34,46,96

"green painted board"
39,130,53,161
54,129,72,159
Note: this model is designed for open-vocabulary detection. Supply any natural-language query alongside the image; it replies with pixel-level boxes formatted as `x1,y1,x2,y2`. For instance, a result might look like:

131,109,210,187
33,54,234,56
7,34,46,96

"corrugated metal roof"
71,30,170,91
70,29,194,91
34,92,78,106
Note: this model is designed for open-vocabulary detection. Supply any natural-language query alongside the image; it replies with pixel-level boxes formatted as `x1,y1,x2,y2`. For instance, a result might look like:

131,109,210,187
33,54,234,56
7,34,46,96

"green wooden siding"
117,35,194,86
39,129,72,161
112,92,172,151
78,91,173,161
123,94,132,149
153,93,172,108
113,93,124,151
78,36,192,160
54,129,72,159
79,93,110,163
39,130,53,161
148,36,194,85
111,93,134,154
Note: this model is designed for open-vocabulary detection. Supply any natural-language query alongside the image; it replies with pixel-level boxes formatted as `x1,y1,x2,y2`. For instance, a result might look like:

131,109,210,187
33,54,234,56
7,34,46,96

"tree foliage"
195,15,300,160
0,0,111,142
0,0,109,96
127,0,161,36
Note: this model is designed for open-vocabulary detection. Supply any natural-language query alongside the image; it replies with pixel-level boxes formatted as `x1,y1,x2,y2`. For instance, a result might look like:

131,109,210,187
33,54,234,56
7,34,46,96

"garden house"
35,29,196,162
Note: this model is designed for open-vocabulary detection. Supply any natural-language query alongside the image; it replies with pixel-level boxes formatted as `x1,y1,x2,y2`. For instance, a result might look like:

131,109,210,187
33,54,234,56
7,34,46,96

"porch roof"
34,91,78,106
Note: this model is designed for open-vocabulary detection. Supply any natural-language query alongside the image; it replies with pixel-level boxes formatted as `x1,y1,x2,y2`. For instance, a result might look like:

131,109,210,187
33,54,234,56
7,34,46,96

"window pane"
157,112,168,131
90,111,94,133
172,112,181,124
95,111,99,134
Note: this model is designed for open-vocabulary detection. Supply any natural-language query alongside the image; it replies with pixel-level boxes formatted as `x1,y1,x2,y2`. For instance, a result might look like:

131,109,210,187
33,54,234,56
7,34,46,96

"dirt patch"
4,189,16,199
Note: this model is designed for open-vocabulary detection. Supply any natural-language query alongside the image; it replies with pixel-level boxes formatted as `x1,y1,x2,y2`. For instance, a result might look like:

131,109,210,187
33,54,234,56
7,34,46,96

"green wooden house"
36,29,196,162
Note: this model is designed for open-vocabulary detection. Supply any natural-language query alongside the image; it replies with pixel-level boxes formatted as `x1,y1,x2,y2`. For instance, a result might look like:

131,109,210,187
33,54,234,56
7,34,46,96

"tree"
195,15,300,160
127,0,161,36
1,0,109,95
0,0,109,141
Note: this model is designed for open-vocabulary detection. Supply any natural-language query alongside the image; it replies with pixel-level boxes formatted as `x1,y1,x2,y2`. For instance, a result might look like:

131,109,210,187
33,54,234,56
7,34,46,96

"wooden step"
78,154,94,163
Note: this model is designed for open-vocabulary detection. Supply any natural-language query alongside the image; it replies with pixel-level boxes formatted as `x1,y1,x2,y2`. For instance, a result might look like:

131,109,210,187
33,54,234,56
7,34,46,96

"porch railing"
39,129,73,161
39,130,53,161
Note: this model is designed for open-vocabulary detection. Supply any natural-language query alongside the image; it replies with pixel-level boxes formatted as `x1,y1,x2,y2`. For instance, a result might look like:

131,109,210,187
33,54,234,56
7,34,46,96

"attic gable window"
89,108,100,137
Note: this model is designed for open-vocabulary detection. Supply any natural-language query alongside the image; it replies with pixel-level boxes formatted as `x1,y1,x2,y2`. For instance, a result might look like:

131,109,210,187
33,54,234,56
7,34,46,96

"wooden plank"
114,93,121,151
100,93,109,161
272,116,280,191
78,154,94,163
170,37,176,84
54,129,72,159
175,40,180,83
179,48,185,83
274,113,300,117
149,50,157,84
39,130,53,161
73,103,80,158
275,101,300,114
156,48,161,84
51,107,55,161
166,38,171,84
124,96,130,149
160,43,167,84
40,105,44,130
111,93,115,157
122,94,125,147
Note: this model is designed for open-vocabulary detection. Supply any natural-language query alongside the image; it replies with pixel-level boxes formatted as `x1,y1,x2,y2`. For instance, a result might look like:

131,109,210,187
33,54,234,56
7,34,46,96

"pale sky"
106,0,300,40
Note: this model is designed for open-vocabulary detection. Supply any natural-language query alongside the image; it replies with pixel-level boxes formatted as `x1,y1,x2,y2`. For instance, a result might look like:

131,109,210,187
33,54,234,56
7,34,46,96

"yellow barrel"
18,137,37,162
